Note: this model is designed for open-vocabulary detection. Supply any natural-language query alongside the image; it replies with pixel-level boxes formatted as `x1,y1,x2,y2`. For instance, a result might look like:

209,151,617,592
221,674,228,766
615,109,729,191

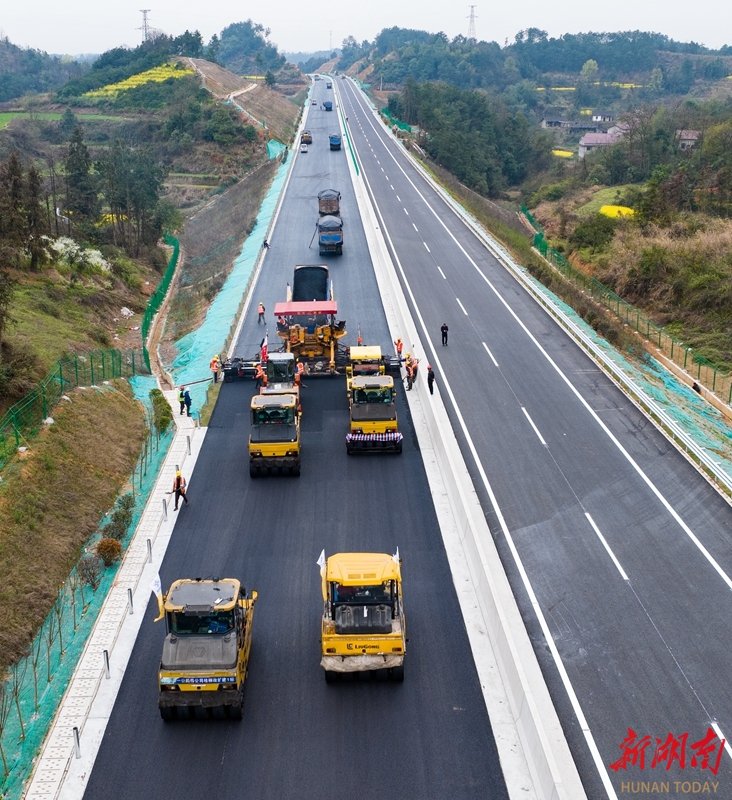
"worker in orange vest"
172,470,189,510
257,302,266,324
295,360,305,385
210,354,220,383
405,356,414,391
394,337,403,357
254,363,266,387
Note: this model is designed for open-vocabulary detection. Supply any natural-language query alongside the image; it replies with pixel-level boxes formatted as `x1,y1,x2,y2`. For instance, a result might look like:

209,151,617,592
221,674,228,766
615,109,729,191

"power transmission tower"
138,10,151,43
467,5,477,40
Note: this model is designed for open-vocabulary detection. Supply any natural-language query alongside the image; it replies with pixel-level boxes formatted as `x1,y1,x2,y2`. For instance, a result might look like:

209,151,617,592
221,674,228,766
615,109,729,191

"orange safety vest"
258,303,265,315
210,357,218,371
395,339,403,355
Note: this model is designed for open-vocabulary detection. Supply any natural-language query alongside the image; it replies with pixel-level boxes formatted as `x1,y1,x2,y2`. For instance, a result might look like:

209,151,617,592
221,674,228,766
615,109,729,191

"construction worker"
295,360,305,385
257,302,266,324
411,356,419,381
405,359,414,391
184,388,192,418
173,470,188,510
254,363,266,387
441,323,449,346
210,354,220,383
427,365,435,395
178,386,185,415
394,337,403,357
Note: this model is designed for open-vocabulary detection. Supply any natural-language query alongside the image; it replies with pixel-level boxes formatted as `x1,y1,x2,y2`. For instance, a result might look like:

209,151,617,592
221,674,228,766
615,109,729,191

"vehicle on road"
300,143,308,153
318,188,341,217
324,101,333,111
312,99,317,104
317,215,343,255
320,552,406,682
301,130,312,144
326,81,332,89
329,132,342,150
347,377,402,454
249,393,301,476
260,351,300,404
157,578,257,720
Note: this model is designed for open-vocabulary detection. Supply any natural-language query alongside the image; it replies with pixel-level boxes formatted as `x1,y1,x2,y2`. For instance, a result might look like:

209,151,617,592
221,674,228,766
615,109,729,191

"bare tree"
0,680,13,779
44,613,57,684
9,656,29,740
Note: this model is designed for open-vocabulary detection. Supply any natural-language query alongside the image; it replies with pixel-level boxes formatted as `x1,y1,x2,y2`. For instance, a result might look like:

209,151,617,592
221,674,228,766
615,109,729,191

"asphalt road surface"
337,77,732,797
83,80,509,800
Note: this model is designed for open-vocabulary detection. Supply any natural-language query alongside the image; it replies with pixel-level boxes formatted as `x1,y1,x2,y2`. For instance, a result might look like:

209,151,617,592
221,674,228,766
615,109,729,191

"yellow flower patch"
84,64,194,98
552,149,574,158
600,205,635,218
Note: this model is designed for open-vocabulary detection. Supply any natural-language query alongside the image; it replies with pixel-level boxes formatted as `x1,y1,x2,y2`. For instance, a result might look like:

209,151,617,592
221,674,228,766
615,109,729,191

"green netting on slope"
170,151,293,414
525,274,732,473
267,140,286,159
0,380,171,800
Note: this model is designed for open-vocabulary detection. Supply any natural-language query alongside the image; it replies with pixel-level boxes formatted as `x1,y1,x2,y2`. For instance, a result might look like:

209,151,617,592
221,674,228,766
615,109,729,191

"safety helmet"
176,470,181,476
179,385,184,390
427,365,432,370
406,352,411,357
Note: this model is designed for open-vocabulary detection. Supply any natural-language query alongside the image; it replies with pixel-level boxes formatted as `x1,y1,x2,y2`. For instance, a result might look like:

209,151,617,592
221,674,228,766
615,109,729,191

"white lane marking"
456,297,468,315
585,513,628,581
390,185,394,190
347,82,732,595
404,208,409,215
482,342,498,366
381,167,384,172
522,407,547,446
396,195,401,201
346,79,617,800
377,159,380,164
437,266,447,280
423,242,431,252
412,223,419,232
711,723,732,762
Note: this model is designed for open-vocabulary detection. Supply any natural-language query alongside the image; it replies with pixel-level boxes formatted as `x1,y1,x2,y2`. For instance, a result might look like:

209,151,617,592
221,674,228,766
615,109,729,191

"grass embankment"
0,381,146,676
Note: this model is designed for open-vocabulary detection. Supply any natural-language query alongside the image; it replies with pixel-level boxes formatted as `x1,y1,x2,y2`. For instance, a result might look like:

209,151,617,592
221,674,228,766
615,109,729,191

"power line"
138,9,151,43
467,5,477,40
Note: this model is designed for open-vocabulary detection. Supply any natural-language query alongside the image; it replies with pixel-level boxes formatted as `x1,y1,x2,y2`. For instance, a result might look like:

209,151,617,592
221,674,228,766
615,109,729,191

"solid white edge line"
585,513,629,581
711,723,732,762
346,79,614,800
482,341,499,366
521,407,547,446
456,298,468,315
438,266,447,280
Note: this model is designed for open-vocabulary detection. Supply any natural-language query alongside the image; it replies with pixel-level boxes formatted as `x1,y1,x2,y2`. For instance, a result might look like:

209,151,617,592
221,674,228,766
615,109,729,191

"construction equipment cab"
320,552,405,682
260,352,300,404
346,346,385,396
301,130,313,144
157,578,257,720
249,394,301,477
347,372,402,454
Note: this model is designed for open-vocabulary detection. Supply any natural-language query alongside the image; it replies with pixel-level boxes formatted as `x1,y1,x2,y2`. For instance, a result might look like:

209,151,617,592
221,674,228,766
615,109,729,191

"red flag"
260,336,268,363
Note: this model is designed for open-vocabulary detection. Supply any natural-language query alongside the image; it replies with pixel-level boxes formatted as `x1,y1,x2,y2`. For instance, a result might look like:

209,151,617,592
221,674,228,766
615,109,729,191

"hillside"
0,38,88,103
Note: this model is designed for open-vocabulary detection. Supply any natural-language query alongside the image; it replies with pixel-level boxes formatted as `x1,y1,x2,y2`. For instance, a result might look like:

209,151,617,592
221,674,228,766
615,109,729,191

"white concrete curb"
23,397,206,800
335,79,585,800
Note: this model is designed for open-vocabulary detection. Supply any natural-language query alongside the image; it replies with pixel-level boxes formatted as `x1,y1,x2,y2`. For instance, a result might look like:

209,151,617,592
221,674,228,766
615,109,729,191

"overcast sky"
2,0,729,57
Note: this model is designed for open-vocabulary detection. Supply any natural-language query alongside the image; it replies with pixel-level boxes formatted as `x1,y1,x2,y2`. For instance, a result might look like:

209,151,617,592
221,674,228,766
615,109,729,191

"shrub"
569,212,618,252
97,537,123,566
78,554,104,589
150,387,172,434
118,493,135,511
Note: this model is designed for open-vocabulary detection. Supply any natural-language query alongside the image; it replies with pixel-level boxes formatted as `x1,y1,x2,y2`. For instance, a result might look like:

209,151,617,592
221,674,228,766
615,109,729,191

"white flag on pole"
151,573,164,622
316,549,326,570
392,547,400,565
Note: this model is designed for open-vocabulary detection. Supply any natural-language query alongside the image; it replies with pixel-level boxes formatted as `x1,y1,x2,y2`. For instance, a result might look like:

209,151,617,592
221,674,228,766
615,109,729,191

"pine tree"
64,126,98,220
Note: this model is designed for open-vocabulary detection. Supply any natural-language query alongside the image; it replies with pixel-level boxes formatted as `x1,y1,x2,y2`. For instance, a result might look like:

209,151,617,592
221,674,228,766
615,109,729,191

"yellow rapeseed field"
600,205,635,218
552,149,574,158
84,63,194,99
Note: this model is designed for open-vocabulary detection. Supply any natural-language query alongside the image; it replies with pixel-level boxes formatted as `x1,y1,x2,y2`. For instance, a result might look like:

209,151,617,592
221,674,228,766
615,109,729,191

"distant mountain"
0,37,88,103
286,50,338,66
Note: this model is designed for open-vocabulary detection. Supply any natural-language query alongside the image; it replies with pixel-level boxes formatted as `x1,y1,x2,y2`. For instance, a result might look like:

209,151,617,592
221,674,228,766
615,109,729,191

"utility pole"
329,31,332,52
138,9,151,43
467,5,477,40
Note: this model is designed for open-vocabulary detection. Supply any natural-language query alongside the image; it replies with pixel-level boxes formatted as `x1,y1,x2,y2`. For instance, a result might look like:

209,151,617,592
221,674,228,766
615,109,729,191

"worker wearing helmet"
394,337,403,357
405,359,414,391
210,354,220,383
427,365,435,395
257,302,266,324
254,363,266,387
178,386,185,415
172,470,188,510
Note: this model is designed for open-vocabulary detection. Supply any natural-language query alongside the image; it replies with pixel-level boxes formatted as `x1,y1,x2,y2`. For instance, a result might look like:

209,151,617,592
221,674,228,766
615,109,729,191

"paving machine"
320,552,406,682
249,393,301,476
157,578,257,720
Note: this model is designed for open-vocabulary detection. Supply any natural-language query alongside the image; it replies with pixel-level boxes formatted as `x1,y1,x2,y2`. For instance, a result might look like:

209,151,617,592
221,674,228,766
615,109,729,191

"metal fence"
141,234,179,371
380,108,412,133
0,349,148,473
521,206,732,405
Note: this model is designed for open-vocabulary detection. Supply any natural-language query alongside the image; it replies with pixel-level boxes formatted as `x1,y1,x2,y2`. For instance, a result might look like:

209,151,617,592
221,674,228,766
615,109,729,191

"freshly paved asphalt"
83,82,509,800
338,78,732,797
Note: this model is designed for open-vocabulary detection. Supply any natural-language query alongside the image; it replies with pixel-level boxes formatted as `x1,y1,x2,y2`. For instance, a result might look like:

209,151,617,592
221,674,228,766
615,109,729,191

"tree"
24,165,48,271
264,69,276,87
579,59,599,84
206,33,220,63
64,126,97,219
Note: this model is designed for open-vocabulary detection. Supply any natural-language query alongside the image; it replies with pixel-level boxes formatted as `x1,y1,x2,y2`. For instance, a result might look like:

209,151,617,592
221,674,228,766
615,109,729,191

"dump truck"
329,132,342,150
301,130,313,144
318,189,341,217
317,215,343,255
320,552,406,682
157,578,257,720
324,100,333,111
249,393,301,476
326,81,332,89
